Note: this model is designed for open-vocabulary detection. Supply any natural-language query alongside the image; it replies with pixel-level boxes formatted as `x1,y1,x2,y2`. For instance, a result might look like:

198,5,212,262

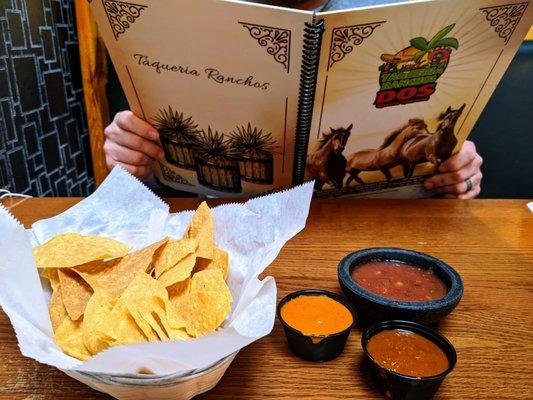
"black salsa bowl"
277,289,356,362
361,320,457,400
338,248,463,325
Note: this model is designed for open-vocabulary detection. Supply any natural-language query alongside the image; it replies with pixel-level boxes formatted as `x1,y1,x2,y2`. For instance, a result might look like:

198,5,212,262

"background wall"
0,0,94,196
469,42,533,199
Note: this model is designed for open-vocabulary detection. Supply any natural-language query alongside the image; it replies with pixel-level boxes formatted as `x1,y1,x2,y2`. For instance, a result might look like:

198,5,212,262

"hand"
104,111,165,179
424,141,483,199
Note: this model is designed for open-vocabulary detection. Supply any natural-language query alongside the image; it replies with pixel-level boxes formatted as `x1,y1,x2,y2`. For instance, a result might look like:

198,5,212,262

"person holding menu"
103,111,483,199
101,1,483,199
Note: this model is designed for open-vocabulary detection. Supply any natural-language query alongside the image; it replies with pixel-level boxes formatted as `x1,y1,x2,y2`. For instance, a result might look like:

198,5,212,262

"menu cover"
88,0,532,197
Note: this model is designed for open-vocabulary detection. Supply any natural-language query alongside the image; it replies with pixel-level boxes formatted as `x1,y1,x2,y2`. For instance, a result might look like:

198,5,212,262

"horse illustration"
399,104,466,178
345,118,429,187
305,124,352,191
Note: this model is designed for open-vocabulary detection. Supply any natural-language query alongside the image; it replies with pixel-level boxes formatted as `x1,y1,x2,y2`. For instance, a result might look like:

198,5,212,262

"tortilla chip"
58,269,93,321
129,308,161,341
73,258,121,290
165,326,190,340
190,269,229,293
49,288,67,331
144,310,191,340
76,239,167,298
176,290,232,337
33,233,131,269
186,202,214,259
120,273,170,339
120,272,188,340
99,301,147,345
82,291,117,355
153,238,197,278
41,268,60,291
43,232,227,359
168,279,191,303
55,316,92,361
194,247,229,280
175,269,232,337
157,253,196,288
142,313,169,340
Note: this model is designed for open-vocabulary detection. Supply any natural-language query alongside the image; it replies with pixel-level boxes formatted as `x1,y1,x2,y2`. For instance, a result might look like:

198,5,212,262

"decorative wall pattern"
0,0,94,196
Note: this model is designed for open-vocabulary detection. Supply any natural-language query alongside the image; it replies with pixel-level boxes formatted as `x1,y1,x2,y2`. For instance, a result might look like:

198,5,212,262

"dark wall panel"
13,56,41,113
0,0,94,196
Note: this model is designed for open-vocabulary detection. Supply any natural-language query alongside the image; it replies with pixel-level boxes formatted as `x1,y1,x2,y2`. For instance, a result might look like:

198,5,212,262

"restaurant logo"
374,24,459,108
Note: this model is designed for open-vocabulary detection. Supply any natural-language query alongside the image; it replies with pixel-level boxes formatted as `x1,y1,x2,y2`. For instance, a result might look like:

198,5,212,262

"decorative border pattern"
479,2,529,44
239,22,291,73
159,163,194,186
101,0,147,40
327,21,385,70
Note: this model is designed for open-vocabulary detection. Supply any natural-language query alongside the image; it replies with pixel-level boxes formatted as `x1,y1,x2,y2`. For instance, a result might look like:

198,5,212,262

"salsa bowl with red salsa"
361,320,457,400
338,248,463,325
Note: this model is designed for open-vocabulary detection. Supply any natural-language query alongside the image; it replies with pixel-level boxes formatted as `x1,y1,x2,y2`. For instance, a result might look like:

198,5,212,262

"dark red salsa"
351,261,447,302
367,329,449,377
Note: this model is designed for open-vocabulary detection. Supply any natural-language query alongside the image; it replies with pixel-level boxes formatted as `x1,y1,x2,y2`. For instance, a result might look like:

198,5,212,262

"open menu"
88,0,532,197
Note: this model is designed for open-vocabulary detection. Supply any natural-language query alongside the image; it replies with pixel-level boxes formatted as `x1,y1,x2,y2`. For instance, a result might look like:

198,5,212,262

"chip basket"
63,351,238,400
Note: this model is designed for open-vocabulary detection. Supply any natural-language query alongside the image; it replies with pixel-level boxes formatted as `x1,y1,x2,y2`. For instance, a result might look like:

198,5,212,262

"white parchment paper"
0,166,313,375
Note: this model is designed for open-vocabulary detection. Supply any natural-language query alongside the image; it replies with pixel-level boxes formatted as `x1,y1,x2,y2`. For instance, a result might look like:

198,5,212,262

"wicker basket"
194,156,242,193
161,136,196,170
63,352,238,400
238,151,274,184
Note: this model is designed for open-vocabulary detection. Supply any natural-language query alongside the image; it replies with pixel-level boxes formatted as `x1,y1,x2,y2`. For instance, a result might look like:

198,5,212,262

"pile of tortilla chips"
33,202,232,361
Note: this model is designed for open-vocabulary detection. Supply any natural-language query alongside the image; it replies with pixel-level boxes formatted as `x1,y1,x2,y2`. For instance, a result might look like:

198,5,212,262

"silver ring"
465,178,473,192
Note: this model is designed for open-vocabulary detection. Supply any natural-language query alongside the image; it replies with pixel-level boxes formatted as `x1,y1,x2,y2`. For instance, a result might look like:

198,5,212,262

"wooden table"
1,197,532,399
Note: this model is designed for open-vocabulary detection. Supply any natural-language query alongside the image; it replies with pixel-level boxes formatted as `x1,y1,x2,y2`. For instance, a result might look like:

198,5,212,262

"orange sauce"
280,295,353,336
367,329,449,377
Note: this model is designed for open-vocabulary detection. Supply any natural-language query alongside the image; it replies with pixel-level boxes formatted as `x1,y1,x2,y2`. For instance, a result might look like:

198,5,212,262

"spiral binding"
292,17,325,185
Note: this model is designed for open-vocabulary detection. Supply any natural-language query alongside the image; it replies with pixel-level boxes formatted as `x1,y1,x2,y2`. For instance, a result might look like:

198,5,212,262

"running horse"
345,118,429,187
305,124,352,191
399,104,466,178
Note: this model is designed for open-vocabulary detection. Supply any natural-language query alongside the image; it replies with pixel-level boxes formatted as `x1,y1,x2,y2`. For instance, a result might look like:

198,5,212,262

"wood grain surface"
0,197,532,400
75,1,110,186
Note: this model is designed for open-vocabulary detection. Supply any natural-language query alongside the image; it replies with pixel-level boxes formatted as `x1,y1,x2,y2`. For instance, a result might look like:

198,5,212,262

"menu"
88,0,532,197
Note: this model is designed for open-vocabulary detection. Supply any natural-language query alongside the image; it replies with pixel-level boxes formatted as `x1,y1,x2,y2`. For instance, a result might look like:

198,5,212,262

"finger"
114,111,159,141
106,154,152,179
457,185,481,200
104,140,153,166
438,141,477,173
106,127,164,160
431,171,482,195
120,163,152,179
440,172,481,195
425,155,482,189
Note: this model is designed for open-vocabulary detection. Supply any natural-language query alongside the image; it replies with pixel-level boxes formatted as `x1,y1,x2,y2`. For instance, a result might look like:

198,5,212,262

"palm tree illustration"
410,23,459,64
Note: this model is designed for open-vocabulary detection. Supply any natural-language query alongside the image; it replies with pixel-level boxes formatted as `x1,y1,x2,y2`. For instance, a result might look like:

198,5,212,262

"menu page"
309,0,532,198
89,0,311,196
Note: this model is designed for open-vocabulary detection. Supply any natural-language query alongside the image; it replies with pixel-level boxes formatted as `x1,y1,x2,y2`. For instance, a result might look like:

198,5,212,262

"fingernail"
150,130,159,140
158,150,165,160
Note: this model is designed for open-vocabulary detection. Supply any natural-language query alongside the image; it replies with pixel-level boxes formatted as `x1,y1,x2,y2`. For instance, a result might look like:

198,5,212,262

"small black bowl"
277,289,356,362
338,248,463,325
362,320,457,400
